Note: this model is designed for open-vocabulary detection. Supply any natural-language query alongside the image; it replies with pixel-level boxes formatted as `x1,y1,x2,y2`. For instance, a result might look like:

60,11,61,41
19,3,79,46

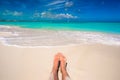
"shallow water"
0,22,120,34
0,25,120,47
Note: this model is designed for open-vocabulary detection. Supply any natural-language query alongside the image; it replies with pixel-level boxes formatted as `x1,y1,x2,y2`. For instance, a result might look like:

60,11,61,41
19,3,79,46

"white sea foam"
0,25,120,47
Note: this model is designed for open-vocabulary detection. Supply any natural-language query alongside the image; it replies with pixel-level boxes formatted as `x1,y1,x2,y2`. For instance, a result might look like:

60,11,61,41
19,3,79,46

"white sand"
0,43,120,80
0,26,120,80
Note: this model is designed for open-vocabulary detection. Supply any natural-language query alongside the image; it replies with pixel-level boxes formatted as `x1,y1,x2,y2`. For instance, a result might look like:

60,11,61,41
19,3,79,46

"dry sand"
0,43,120,80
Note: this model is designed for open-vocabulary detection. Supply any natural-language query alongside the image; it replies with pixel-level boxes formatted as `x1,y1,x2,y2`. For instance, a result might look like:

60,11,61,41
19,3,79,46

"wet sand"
0,43,120,80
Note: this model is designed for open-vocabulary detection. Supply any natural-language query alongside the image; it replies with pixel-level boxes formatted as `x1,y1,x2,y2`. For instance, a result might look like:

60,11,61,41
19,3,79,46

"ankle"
62,70,69,77
62,75,70,80
61,67,67,73
52,70,58,74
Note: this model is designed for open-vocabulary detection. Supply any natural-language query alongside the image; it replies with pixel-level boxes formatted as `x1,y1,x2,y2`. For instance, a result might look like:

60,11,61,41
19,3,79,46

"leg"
49,54,60,80
60,54,71,80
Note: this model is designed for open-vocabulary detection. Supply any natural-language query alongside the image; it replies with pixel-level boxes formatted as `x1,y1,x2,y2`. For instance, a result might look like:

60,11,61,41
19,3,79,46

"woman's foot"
59,54,69,80
51,53,61,80
52,53,60,73
50,53,70,80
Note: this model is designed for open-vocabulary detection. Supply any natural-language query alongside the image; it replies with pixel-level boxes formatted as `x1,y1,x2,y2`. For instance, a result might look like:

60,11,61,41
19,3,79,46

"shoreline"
0,25,120,47
0,41,120,48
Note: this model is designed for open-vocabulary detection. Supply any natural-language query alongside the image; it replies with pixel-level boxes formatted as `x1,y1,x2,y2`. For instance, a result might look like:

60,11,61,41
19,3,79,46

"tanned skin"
51,53,70,80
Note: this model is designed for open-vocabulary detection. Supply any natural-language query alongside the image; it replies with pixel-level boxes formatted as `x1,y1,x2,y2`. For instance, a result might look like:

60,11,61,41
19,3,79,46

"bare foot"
59,54,69,79
50,53,70,80
52,53,60,73
51,53,62,80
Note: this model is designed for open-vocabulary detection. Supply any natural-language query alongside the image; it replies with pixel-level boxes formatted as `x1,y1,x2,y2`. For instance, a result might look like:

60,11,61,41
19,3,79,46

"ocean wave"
0,25,120,47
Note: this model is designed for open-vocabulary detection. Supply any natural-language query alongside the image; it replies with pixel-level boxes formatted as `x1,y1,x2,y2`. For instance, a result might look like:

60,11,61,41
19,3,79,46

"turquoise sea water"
0,22,120,46
0,22,120,34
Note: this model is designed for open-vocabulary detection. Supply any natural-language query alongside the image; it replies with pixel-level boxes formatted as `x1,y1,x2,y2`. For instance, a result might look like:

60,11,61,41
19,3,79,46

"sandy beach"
0,26,120,80
0,42,120,80
0,0,120,79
